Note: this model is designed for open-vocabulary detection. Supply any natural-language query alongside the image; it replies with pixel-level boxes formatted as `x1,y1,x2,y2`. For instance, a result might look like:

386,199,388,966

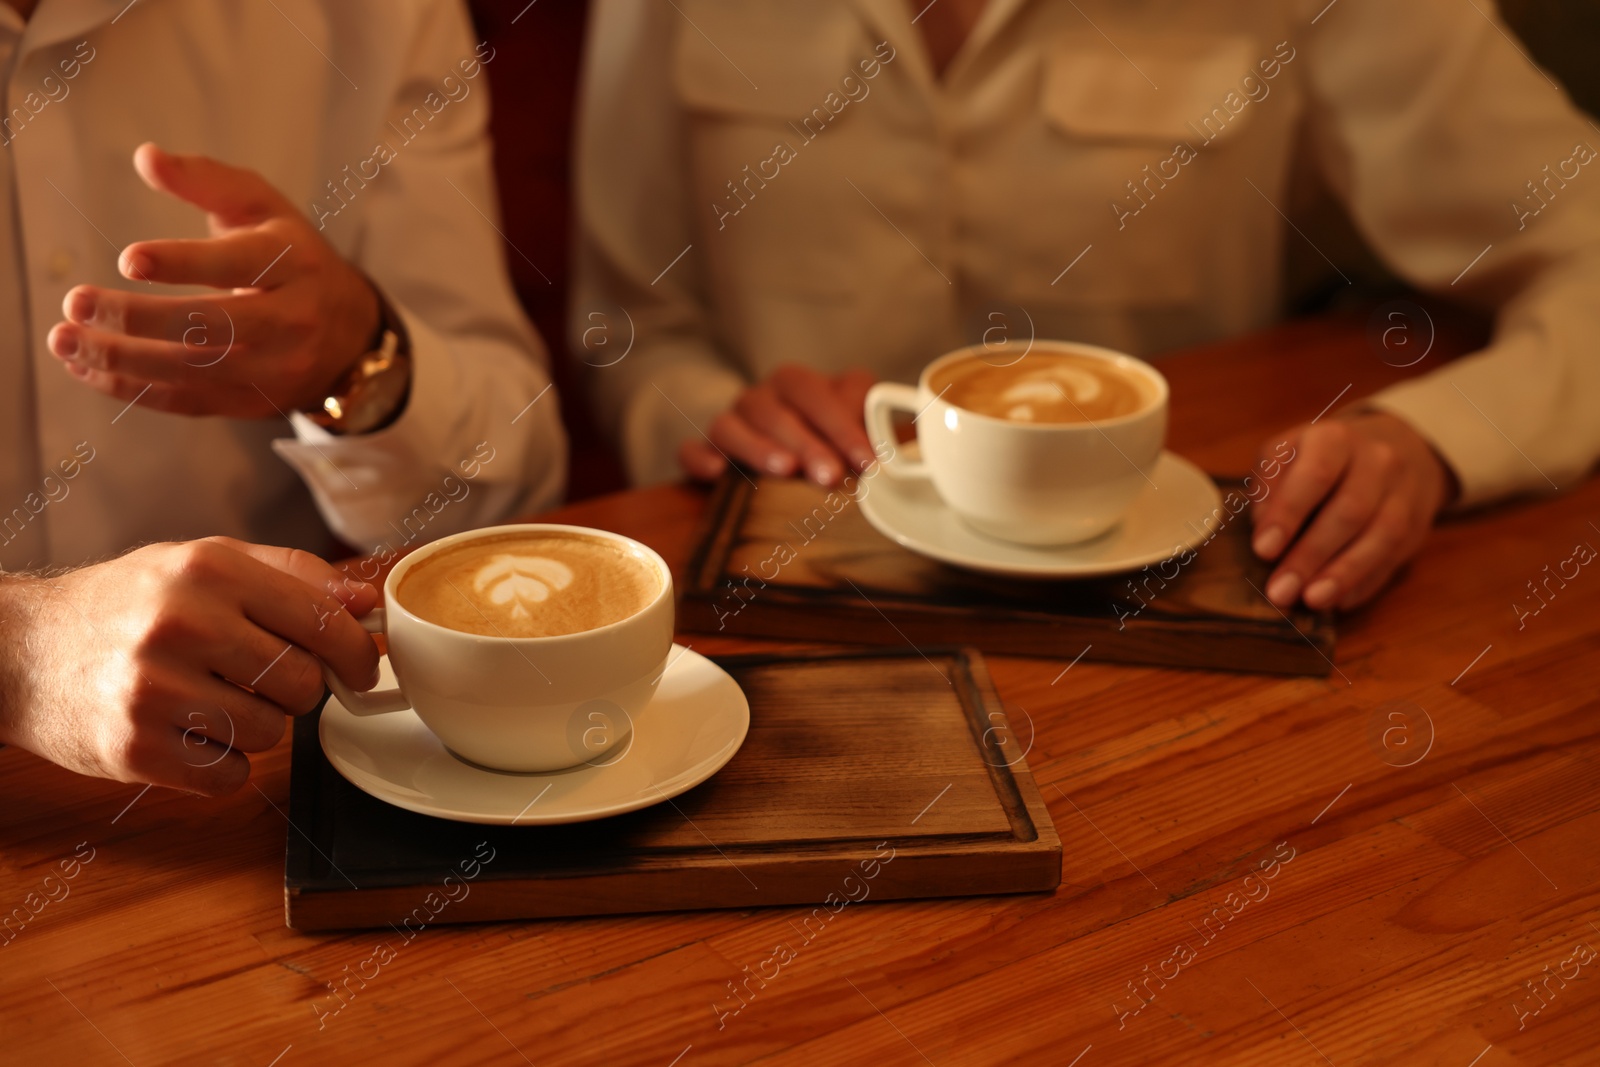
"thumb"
133,142,286,226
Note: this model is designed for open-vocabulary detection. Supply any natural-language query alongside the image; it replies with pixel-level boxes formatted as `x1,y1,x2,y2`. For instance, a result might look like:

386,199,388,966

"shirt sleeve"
1301,0,1600,507
273,0,567,550
572,0,748,487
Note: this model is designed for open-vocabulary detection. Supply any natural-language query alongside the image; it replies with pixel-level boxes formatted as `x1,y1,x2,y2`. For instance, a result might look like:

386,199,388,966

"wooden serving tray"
284,648,1060,931
680,473,1335,676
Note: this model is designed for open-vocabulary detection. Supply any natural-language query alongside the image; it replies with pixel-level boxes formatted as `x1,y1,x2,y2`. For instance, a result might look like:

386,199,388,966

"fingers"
49,350,269,417
50,320,231,382
1309,494,1422,611
771,365,877,475
201,626,327,715
132,142,286,226
123,726,252,796
693,367,882,484
736,382,846,485
1252,413,1448,611
212,538,378,616
62,286,257,351
1251,423,1353,568
242,587,378,693
172,685,289,754
47,337,272,415
706,410,798,477
163,729,253,795
120,227,296,289
210,542,381,691
1266,441,1394,607
678,438,728,482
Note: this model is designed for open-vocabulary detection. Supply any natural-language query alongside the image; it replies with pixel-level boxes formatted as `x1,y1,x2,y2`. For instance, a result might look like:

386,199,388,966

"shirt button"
47,249,75,281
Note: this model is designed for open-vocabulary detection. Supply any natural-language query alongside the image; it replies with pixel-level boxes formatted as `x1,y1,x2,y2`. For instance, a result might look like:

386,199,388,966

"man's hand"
1251,412,1457,611
0,538,380,795
46,143,381,418
679,365,878,486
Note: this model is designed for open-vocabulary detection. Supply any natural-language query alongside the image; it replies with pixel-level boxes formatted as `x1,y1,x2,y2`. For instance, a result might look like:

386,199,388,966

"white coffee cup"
864,341,1168,546
324,523,675,773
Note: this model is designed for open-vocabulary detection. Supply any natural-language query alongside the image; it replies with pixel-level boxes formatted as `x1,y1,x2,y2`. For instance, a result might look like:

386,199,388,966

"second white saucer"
319,645,749,825
857,451,1224,578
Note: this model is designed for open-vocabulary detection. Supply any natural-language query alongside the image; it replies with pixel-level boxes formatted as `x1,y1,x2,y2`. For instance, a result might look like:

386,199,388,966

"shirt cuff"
272,306,483,549
620,357,745,486
1366,345,1554,511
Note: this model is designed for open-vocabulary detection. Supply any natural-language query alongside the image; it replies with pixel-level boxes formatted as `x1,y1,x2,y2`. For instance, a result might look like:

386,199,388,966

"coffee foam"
933,352,1152,424
397,532,659,638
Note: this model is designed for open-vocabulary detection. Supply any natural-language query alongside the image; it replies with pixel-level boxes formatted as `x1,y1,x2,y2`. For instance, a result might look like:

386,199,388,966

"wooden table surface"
4,312,1598,1066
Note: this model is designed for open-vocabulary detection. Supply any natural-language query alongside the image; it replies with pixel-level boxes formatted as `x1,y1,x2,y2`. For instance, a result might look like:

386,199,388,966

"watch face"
316,330,411,434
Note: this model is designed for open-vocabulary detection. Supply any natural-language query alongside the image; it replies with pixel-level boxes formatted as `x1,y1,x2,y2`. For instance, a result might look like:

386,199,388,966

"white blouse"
574,0,1600,506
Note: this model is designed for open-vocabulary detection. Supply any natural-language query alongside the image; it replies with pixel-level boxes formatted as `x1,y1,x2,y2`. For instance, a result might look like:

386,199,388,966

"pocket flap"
674,2,870,119
1043,34,1263,143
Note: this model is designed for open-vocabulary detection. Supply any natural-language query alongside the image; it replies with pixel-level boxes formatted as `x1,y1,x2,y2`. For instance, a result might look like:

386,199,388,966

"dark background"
466,0,1600,503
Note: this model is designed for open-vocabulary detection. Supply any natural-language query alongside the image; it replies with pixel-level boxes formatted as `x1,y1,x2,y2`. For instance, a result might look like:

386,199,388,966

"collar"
20,0,133,55
850,0,1033,91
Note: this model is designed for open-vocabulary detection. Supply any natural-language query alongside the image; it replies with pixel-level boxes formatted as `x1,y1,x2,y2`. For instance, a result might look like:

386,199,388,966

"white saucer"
857,451,1225,578
319,645,749,825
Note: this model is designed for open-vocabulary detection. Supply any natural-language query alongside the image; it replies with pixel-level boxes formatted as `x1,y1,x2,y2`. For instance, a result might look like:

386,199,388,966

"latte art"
992,365,1109,422
473,554,574,620
932,352,1151,424
398,532,660,638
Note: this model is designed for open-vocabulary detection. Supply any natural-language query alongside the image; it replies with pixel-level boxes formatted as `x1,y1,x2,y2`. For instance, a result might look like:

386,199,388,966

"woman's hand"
1251,412,1457,611
679,365,879,486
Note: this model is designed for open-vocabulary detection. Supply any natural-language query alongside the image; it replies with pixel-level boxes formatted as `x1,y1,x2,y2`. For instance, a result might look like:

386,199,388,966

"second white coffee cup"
864,340,1169,546
323,523,675,774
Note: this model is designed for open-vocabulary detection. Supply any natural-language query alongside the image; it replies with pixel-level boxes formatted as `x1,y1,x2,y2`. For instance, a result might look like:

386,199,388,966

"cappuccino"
397,531,661,638
931,352,1151,424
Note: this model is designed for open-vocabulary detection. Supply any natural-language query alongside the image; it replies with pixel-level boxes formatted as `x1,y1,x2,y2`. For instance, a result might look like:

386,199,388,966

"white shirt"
0,14,38,566
575,0,1600,507
0,0,566,571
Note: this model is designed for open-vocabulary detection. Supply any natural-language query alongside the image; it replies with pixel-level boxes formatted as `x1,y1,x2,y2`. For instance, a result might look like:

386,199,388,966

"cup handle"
321,606,411,716
864,382,931,480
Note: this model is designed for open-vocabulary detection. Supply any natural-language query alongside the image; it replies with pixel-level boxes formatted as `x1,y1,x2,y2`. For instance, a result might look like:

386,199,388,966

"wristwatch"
305,287,413,436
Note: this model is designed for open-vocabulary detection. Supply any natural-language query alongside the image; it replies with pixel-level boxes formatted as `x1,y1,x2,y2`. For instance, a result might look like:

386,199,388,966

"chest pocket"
1042,33,1265,145
673,1,871,122
671,0,892,301
984,31,1275,315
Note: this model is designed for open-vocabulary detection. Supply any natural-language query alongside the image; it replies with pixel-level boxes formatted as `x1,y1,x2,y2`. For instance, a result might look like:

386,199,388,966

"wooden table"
4,312,1597,1066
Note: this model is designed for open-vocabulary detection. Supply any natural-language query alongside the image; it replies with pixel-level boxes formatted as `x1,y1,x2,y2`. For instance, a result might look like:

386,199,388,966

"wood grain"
679,472,1337,675
285,649,1060,930
2,312,1597,1066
